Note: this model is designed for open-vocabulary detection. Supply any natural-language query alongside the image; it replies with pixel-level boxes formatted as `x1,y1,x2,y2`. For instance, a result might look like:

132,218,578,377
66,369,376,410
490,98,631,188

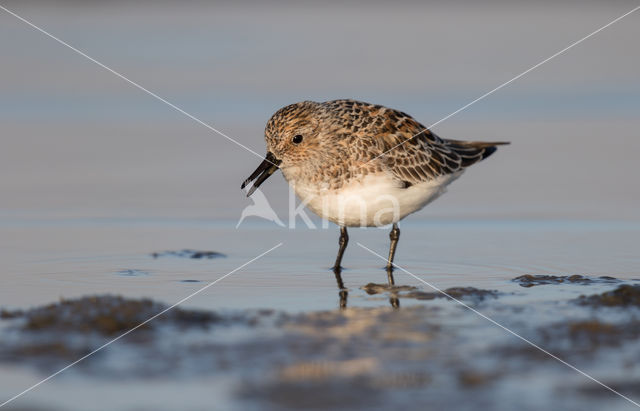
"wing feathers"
379,131,509,186
323,100,509,187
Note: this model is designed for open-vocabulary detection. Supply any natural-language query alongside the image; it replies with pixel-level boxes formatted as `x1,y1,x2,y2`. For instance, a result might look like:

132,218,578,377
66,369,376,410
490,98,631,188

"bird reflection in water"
333,265,400,309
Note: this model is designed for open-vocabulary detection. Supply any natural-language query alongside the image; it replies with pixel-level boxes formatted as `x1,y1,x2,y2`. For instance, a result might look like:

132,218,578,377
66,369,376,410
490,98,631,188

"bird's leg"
386,266,396,286
332,229,349,309
386,224,400,308
333,226,349,273
386,223,400,271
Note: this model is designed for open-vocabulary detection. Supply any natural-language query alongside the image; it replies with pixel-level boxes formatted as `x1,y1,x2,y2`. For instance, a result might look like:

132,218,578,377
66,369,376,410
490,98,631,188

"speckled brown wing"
361,107,507,187
321,100,508,187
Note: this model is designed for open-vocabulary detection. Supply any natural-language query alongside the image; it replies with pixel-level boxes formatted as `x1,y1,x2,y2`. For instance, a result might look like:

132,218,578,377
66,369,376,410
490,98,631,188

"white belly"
289,171,463,227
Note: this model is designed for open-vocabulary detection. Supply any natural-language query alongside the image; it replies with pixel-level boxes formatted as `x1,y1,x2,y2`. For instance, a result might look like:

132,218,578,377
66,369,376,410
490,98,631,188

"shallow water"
1,1,640,410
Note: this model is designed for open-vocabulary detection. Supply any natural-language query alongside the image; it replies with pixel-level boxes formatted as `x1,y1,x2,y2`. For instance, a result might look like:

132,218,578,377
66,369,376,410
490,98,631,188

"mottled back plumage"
264,99,508,190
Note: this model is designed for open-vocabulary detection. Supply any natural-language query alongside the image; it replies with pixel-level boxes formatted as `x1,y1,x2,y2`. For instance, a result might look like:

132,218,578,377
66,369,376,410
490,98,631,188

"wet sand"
2,278,640,410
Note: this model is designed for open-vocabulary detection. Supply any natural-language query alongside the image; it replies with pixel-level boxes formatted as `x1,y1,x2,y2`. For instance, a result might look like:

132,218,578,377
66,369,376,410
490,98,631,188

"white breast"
288,171,463,227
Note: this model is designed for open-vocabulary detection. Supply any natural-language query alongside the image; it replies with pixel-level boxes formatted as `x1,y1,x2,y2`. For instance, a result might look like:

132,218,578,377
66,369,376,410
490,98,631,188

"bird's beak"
241,152,282,197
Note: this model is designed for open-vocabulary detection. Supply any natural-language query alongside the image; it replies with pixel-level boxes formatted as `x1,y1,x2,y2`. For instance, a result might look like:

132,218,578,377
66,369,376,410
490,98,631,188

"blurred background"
2,1,639,221
1,1,639,410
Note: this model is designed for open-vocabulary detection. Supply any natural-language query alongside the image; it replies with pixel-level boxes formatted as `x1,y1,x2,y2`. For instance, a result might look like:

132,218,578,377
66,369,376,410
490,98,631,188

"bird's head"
264,101,324,167
241,101,326,196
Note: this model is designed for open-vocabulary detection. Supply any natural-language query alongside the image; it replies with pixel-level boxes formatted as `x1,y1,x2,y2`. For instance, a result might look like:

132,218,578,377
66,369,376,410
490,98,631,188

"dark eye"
292,135,303,144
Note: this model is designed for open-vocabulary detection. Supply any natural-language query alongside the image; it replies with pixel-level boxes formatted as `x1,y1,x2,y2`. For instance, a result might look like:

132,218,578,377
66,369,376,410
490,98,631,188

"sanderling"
241,99,508,276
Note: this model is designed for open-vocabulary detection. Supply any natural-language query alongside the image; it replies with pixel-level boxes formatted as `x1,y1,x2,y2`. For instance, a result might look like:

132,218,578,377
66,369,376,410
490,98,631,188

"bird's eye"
292,135,303,144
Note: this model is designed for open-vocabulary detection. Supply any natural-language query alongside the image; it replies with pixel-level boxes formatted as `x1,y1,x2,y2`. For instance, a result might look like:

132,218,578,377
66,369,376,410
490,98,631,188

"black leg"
387,223,400,308
386,266,396,286
386,223,400,270
333,226,349,272
332,227,349,309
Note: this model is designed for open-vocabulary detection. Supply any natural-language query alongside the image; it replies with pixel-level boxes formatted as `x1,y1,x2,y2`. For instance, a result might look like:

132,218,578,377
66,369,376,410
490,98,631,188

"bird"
241,99,508,278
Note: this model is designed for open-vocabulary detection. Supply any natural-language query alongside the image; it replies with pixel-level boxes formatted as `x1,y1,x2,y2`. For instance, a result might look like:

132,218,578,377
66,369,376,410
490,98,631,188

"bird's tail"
444,140,510,167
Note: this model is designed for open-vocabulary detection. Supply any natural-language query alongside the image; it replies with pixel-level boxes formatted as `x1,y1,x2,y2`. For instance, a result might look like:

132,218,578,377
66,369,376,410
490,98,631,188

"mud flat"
513,274,621,288
151,250,226,259
2,279,640,410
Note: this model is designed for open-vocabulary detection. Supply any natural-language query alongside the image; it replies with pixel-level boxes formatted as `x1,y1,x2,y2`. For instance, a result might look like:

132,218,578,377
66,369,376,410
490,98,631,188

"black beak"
241,152,281,197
